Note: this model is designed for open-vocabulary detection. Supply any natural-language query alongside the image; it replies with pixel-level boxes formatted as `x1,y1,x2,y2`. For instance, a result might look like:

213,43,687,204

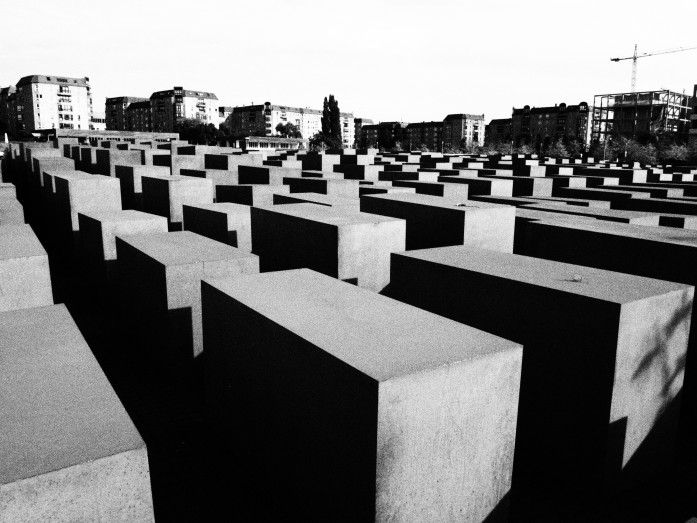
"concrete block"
238,165,301,185
613,197,697,216
251,204,405,292
521,220,697,467
78,210,168,281
361,193,515,252
202,269,522,521
284,177,361,199
273,192,361,211
54,173,122,234
115,165,170,211
554,187,649,202
0,304,154,521
0,224,53,311
216,184,290,206
96,149,142,177
521,202,661,225
0,198,25,225
183,203,252,251
204,153,264,171
392,180,469,199
116,231,258,360
142,174,213,231
480,174,554,197
386,246,692,510
438,174,513,196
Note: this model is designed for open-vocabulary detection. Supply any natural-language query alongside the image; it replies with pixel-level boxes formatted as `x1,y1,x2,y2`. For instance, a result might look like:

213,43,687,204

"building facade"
442,114,485,150
353,118,373,148
0,75,93,134
90,115,106,131
484,118,513,146
406,121,443,151
228,102,355,146
126,101,152,132
689,85,697,159
511,102,590,148
0,86,16,136
591,90,693,145
150,87,218,132
105,96,148,131
360,122,408,150
218,106,233,128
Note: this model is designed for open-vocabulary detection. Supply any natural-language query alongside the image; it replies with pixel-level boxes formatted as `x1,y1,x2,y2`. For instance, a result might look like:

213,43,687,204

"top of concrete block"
258,203,401,226
362,192,510,211
117,230,256,266
399,245,691,304
0,224,47,260
0,304,144,483
204,269,520,382
531,219,697,247
78,209,167,225
183,202,250,216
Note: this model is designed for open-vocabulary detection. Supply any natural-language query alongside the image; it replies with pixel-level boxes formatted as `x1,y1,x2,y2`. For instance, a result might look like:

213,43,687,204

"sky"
2,0,696,124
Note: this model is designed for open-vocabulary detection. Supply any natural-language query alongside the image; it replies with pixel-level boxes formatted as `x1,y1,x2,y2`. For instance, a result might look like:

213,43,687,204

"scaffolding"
591,90,693,144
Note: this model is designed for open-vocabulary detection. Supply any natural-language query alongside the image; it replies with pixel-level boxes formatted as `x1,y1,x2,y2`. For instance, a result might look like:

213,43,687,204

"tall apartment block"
0,75,93,133
105,96,148,131
509,102,590,148
442,113,485,149
353,118,373,148
406,121,443,151
126,101,152,132
228,102,355,147
150,87,218,132
689,85,697,157
485,118,513,145
218,106,233,128
591,90,693,145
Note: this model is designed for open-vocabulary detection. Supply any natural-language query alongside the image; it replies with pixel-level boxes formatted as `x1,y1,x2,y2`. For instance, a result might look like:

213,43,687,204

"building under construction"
591,89,693,144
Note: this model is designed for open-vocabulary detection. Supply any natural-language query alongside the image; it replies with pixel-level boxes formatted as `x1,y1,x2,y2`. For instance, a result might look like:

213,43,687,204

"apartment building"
229,102,355,146
105,96,148,130
406,121,443,151
442,113,485,149
353,118,373,148
126,101,152,132
150,87,218,132
512,102,590,147
218,106,233,128
0,75,93,133
485,118,513,145
360,122,408,149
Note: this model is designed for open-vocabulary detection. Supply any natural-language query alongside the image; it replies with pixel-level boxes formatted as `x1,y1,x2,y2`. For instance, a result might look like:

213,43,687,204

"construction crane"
610,44,697,92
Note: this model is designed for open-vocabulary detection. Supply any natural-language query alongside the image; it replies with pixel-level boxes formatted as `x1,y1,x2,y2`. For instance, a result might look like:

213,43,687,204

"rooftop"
16,75,90,87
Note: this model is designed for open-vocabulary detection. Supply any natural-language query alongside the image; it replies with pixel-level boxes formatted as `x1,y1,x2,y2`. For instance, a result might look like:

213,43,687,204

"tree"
275,122,302,139
659,144,688,163
567,139,583,158
174,118,218,145
319,95,343,149
546,139,568,158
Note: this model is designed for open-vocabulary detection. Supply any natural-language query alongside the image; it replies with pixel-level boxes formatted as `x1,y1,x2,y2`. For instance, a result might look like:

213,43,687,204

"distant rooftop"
512,102,588,116
16,75,90,87
106,96,149,104
150,88,218,100
444,113,485,121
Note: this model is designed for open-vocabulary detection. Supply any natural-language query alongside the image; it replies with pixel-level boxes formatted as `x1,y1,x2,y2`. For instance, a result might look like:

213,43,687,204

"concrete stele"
201,269,522,521
0,224,53,312
116,231,259,359
0,304,154,521
251,203,405,292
